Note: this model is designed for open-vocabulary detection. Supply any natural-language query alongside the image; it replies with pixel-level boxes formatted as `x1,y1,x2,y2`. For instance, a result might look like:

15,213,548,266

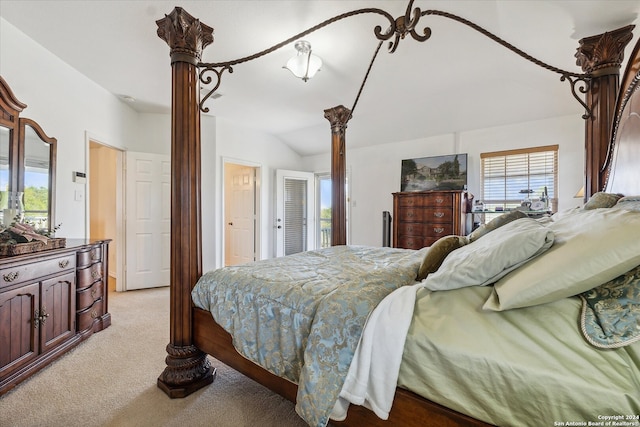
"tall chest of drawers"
0,239,110,395
393,191,466,249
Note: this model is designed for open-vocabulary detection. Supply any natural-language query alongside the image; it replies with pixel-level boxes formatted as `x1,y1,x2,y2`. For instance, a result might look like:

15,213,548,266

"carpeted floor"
0,287,308,427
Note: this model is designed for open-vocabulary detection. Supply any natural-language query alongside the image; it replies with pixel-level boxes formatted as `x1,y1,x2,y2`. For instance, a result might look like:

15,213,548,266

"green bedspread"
399,285,640,426
191,245,425,427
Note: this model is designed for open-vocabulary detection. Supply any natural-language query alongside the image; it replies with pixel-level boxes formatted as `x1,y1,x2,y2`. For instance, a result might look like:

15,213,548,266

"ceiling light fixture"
283,40,322,82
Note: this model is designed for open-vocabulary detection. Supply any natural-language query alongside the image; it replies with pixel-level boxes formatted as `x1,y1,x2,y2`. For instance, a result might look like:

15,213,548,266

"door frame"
222,157,261,266
85,131,126,292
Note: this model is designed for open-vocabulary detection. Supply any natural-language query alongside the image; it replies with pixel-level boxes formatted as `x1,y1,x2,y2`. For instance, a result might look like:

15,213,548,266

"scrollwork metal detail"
196,1,592,118
198,8,398,113
561,74,592,119
198,65,233,113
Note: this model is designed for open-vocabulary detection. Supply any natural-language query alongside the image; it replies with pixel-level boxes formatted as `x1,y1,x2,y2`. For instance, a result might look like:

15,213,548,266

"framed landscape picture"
401,153,468,192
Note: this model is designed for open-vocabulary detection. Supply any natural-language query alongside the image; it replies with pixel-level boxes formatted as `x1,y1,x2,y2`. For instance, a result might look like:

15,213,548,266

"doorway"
224,161,260,266
88,140,124,292
275,169,315,257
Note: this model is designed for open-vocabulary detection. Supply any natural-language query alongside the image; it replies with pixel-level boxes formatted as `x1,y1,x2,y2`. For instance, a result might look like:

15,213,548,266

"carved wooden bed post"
324,105,352,246
576,25,634,199
156,7,215,398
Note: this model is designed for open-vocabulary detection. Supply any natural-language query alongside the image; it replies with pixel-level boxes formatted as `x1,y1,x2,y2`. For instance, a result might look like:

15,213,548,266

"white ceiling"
1,1,639,156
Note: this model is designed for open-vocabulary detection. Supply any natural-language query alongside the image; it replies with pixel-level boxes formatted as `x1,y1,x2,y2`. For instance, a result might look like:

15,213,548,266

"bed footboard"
192,308,492,427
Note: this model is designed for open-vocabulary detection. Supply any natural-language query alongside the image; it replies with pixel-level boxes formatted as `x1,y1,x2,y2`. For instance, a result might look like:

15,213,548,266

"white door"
225,164,256,266
275,169,315,257
125,151,171,290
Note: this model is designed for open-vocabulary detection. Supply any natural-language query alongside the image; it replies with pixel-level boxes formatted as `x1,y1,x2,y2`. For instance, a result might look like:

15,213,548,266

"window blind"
284,178,307,255
481,145,558,212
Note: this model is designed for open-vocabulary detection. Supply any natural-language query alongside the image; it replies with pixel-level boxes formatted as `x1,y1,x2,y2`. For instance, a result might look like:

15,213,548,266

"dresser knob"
3,271,19,282
91,310,98,319
434,227,445,234
59,259,69,268
433,212,444,218
91,270,101,280
435,198,444,204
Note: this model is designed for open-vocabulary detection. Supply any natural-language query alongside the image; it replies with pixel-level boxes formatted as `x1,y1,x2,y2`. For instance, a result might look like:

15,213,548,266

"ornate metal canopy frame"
154,0,635,403
196,0,593,118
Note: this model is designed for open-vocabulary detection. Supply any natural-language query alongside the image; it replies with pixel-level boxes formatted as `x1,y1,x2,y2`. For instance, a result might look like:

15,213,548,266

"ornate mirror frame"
0,76,57,232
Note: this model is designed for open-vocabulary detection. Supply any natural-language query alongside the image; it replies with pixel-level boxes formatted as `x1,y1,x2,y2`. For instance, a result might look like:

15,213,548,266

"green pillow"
583,192,622,210
417,235,468,281
468,210,527,242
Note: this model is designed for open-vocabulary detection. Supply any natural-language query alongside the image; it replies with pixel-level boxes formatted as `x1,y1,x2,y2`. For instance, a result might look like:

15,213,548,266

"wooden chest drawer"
397,222,424,236
0,254,76,289
77,280,103,310
397,196,425,208
77,298,103,331
77,262,103,289
76,246,102,268
396,235,426,250
424,208,452,223
424,223,454,238
397,208,424,222
423,193,453,207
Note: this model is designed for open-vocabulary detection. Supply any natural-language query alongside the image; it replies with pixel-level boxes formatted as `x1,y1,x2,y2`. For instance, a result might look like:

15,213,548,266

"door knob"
228,222,233,226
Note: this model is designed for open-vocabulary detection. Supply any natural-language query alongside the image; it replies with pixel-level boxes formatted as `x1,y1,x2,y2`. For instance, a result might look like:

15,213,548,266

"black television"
401,153,468,192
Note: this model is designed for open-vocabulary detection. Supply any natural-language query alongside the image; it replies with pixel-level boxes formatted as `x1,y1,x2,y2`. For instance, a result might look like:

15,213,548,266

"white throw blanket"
330,283,422,421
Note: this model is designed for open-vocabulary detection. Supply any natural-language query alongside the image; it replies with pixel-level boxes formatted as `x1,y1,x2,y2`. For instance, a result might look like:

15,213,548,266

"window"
316,173,332,249
480,145,558,218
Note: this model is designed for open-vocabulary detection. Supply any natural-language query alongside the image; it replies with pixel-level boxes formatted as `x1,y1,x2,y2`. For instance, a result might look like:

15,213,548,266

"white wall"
301,114,584,247
1,18,138,238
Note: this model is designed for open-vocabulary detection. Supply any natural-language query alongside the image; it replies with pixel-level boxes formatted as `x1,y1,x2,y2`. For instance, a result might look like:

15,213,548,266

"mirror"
0,77,57,233
19,119,56,231
0,126,9,193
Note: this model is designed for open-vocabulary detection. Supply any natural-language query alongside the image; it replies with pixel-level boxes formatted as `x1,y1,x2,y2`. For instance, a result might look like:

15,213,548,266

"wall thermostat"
73,171,87,184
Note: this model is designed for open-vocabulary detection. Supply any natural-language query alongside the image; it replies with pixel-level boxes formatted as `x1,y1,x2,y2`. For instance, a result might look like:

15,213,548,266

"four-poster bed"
155,3,640,426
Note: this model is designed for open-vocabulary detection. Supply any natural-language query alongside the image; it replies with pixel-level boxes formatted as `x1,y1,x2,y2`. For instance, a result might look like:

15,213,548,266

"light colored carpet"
0,287,308,427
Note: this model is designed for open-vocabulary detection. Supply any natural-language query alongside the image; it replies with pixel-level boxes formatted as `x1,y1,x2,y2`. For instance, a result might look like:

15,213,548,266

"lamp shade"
284,40,322,82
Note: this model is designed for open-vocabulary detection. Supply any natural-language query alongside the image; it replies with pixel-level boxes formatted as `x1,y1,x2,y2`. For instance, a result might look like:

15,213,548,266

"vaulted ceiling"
1,1,639,156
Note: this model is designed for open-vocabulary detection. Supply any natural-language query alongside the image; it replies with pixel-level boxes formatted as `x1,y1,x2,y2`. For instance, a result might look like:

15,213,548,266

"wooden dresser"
393,191,467,249
0,239,110,395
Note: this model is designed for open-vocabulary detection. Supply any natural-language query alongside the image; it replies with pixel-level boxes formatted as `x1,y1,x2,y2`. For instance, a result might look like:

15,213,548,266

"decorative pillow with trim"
468,210,527,242
582,192,622,210
580,264,640,348
416,235,468,281
423,218,554,291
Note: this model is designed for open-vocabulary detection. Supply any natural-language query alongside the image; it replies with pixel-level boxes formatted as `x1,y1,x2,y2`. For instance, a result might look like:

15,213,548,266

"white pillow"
484,207,640,311
422,218,554,291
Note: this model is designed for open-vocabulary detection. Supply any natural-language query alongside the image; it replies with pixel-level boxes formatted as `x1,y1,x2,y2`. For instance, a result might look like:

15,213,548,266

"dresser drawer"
77,298,103,331
76,246,102,268
77,280,103,310
424,208,453,223
396,235,426,250
77,262,103,289
424,223,454,238
423,193,453,207
397,196,425,208
0,254,76,289
397,222,424,236
397,208,424,222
